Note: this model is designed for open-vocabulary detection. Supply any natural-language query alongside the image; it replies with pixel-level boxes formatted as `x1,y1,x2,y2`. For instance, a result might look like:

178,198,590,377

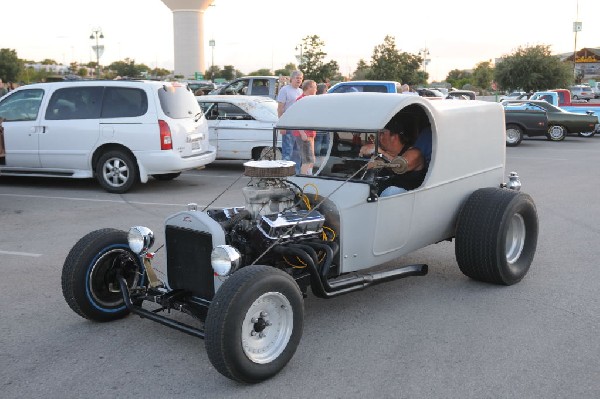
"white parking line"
0,250,42,257
0,193,201,208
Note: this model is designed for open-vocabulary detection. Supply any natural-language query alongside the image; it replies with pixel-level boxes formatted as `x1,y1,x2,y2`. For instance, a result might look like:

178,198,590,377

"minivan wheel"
96,150,138,193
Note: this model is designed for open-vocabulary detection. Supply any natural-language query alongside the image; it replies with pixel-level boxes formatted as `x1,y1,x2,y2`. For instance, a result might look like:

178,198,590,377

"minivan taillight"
159,120,173,150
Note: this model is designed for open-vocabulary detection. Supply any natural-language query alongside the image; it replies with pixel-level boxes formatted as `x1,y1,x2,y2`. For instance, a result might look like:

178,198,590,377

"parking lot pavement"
1,141,599,398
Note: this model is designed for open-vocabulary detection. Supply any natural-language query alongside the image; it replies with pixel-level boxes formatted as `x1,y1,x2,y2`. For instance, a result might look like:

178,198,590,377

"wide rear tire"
455,188,538,285
61,229,145,321
205,265,303,383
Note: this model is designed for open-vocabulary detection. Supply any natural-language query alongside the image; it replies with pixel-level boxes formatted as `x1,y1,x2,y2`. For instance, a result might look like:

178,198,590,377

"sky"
1,0,598,82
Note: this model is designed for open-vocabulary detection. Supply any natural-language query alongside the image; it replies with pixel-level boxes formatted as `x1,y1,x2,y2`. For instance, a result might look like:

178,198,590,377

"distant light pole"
573,0,582,79
295,43,305,66
89,28,104,79
209,39,215,81
419,47,430,75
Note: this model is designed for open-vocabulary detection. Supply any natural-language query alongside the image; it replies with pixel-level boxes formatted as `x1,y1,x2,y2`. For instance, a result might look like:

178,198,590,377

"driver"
358,117,426,196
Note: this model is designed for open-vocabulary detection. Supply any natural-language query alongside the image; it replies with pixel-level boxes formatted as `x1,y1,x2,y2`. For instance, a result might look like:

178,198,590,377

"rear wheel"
578,130,596,138
505,124,523,146
546,125,566,141
151,172,181,181
61,229,144,321
205,265,303,383
455,188,538,285
96,150,138,193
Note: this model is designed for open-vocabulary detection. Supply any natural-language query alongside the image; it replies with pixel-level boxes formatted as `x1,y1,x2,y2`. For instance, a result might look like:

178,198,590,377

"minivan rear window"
157,84,202,119
102,87,147,118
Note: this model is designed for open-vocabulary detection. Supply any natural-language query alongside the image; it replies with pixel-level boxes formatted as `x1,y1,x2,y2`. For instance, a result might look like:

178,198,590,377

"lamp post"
90,28,104,79
419,47,430,75
209,39,215,82
295,43,305,66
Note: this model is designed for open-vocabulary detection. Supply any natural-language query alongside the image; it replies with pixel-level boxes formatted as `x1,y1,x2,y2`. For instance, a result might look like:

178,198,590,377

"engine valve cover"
258,210,325,240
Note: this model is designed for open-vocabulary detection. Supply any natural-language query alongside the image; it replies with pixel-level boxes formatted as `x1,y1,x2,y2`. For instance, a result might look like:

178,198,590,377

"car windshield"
274,128,377,180
157,83,201,119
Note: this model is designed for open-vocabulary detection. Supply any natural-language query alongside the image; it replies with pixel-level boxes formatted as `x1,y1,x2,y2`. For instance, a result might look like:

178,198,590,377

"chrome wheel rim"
88,248,140,307
505,213,526,264
506,128,520,144
102,157,130,188
548,126,564,140
241,292,293,364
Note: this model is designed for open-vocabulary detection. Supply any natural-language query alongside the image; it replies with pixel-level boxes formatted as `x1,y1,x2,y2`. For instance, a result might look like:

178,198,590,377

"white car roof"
277,92,429,131
198,95,278,122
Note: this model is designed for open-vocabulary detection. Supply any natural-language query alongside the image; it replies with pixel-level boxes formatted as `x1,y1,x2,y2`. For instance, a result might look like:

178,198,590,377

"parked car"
184,80,216,95
446,90,476,100
197,95,281,160
61,93,539,383
503,107,548,146
416,88,445,99
209,76,282,99
0,80,216,193
569,85,594,101
503,100,599,141
498,91,526,102
327,80,401,93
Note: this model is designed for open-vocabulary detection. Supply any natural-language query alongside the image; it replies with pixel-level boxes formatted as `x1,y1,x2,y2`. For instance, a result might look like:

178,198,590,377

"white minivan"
0,80,216,193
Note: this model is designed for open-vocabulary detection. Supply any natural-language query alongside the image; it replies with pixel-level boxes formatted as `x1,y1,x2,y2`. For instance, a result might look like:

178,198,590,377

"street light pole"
209,39,215,82
90,28,104,79
295,43,304,66
419,47,430,76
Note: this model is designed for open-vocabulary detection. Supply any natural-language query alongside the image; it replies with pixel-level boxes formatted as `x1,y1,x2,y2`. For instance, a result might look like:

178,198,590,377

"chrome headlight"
128,226,154,255
211,245,242,277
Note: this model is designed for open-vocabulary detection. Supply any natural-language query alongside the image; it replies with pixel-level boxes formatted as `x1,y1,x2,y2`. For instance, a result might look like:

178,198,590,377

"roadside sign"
194,72,204,80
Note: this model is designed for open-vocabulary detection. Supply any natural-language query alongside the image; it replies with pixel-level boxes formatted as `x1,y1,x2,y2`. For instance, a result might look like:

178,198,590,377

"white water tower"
161,0,215,78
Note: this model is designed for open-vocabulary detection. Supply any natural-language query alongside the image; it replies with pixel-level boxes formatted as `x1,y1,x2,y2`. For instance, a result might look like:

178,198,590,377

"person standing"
277,70,303,172
314,83,329,158
0,80,7,97
293,80,318,175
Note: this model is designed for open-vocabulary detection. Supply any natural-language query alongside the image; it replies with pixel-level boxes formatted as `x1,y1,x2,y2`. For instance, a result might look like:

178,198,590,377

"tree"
351,59,371,80
367,36,424,85
0,48,23,82
298,35,339,83
249,68,272,76
445,69,472,89
494,44,572,92
472,61,494,90
108,58,149,78
275,63,296,77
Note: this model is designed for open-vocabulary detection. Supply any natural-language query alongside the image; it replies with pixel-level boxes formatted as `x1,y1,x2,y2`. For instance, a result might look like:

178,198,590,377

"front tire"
61,229,145,321
546,125,566,141
205,265,304,383
505,124,523,146
455,188,538,285
96,150,138,193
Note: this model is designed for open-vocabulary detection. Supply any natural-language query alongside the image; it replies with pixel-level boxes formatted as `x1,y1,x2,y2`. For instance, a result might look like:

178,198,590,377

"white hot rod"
61,93,539,383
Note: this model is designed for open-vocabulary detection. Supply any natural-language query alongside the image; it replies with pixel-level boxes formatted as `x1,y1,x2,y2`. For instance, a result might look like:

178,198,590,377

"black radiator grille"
166,226,215,299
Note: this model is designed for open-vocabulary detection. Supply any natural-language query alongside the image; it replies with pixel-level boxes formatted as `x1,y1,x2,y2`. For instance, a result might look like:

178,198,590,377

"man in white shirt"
277,70,303,172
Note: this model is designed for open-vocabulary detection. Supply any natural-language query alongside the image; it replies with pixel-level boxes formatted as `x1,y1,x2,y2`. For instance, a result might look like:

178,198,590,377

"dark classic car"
502,100,599,141
503,107,548,146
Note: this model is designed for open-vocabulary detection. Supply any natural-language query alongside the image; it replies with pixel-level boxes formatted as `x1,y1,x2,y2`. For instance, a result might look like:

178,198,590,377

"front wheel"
546,125,566,141
61,229,145,321
505,124,523,146
96,150,138,193
205,265,304,383
455,188,538,285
